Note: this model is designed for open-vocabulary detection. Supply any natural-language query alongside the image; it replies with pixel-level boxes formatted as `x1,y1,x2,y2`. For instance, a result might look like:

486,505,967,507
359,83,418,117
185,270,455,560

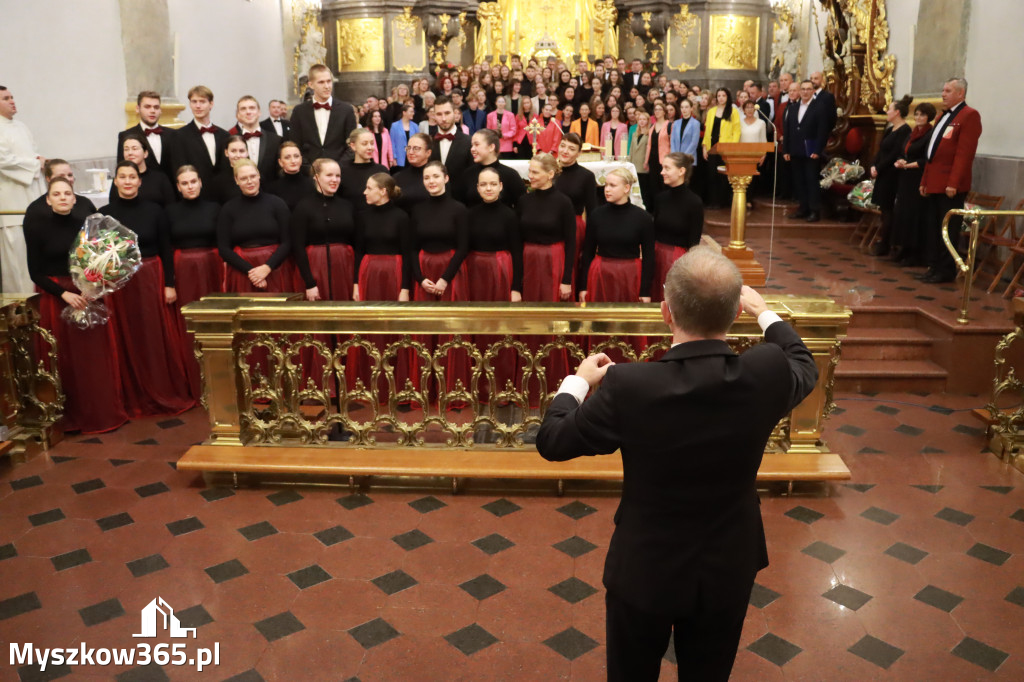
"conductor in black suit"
289,64,357,166
178,85,229,200
117,90,178,177
228,96,281,182
430,95,473,183
782,80,830,222
538,248,818,682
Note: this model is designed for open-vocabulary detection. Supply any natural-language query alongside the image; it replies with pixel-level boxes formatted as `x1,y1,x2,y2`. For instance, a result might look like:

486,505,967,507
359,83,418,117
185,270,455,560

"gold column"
727,175,753,252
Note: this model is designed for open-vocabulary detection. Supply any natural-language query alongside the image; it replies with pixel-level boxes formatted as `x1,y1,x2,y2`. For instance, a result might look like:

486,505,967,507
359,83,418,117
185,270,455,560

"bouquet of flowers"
62,213,142,329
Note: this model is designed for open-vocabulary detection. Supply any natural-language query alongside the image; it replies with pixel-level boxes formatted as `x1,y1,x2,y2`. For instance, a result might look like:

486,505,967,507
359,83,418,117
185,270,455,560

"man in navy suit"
538,248,817,681
783,80,829,222
177,85,228,200
289,64,357,166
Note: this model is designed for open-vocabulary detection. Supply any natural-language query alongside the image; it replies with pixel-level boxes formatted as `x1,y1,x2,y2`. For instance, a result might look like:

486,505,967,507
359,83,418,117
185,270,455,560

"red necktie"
198,126,216,135
145,127,163,136
434,133,455,141
313,102,331,111
243,131,262,141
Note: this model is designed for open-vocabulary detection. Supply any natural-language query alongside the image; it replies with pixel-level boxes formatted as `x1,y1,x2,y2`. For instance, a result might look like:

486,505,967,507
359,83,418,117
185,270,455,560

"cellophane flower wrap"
62,213,142,329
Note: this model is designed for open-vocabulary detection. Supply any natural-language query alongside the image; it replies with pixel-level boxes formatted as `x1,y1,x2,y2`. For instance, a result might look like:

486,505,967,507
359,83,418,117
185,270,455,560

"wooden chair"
974,198,1024,294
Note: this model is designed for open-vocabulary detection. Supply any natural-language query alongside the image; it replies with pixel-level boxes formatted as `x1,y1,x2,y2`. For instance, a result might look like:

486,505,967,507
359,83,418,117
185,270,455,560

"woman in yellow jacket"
568,101,601,148
702,87,741,208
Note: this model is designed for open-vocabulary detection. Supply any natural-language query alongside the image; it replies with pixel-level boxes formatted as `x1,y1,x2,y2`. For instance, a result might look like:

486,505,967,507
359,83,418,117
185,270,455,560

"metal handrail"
942,208,1024,324
0,211,27,216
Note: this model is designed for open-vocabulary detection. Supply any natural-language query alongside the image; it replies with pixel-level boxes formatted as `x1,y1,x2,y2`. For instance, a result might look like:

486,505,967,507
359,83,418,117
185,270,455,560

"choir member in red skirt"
209,136,247,205
102,161,195,417
462,167,523,401
109,133,175,207
652,152,703,301
168,165,222,399
517,153,577,399
392,132,433,213
340,129,388,210
217,159,294,293
456,128,527,208
24,178,129,433
267,141,315,211
291,158,356,301
553,132,597,285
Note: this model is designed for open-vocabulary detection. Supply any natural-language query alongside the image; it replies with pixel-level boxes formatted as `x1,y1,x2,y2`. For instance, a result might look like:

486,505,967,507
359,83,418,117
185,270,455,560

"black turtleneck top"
409,193,469,283
217,192,291,273
653,184,704,249
102,196,174,286
456,160,527,208
578,201,655,293
393,164,430,213
25,193,97,223
24,208,81,297
167,198,220,250
290,192,357,289
209,171,242,205
108,166,175,207
267,171,315,211
516,186,576,285
339,158,388,209
355,202,412,289
554,162,598,217
467,200,523,292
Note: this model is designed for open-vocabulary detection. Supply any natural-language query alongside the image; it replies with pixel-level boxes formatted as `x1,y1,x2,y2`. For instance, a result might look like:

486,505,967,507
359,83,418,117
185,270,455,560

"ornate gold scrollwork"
395,7,418,47
987,325,1024,462
336,17,384,72
667,4,700,72
709,14,759,71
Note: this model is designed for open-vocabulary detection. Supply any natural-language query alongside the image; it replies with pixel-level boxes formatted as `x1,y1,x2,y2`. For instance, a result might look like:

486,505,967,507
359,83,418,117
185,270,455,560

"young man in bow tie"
117,90,178,176
431,96,472,183
177,85,228,199
261,99,292,141
290,64,356,167
229,96,280,181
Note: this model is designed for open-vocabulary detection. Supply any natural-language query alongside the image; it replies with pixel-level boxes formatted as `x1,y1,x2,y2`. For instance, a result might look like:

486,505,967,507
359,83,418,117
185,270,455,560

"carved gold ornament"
395,7,418,48
336,17,384,72
667,4,701,72
709,14,759,71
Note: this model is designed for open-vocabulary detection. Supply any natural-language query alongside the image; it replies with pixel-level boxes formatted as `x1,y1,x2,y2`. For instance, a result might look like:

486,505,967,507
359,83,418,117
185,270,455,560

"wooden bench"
177,445,851,495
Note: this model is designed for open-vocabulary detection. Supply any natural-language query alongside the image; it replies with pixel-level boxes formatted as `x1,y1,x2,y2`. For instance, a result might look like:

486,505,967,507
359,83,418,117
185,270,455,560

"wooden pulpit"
714,142,775,287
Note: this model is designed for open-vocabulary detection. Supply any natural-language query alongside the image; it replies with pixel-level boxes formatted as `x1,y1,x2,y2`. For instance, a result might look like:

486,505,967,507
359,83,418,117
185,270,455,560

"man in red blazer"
538,248,817,682
917,77,982,283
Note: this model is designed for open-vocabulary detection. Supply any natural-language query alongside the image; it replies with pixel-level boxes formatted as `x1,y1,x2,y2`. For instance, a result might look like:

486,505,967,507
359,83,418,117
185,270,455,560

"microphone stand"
313,173,346,441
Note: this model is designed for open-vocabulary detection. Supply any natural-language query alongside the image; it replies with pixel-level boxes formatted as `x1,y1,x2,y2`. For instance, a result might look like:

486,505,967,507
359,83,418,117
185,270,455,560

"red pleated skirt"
224,244,296,293
295,244,354,300
36,279,129,433
414,250,466,301
587,255,642,302
573,215,586,289
456,250,512,301
356,253,411,402
174,247,223,306
358,253,403,301
108,257,196,418
652,242,687,301
522,242,565,302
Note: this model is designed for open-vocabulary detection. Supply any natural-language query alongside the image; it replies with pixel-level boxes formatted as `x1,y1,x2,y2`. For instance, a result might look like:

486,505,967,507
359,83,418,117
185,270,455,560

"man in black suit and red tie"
177,85,228,200
430,95,472,182
229,96,280,182
289,64,357,166
538,247,818,682
117,90,178,177
261,99,292,140
783,80,830,222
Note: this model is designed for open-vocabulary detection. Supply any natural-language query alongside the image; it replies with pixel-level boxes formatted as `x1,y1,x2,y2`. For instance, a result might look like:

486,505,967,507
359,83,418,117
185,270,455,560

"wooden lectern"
714,142,775,287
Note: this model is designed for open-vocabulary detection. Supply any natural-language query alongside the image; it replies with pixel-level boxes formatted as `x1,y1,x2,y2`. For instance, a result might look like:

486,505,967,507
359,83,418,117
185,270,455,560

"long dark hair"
717,87,734,121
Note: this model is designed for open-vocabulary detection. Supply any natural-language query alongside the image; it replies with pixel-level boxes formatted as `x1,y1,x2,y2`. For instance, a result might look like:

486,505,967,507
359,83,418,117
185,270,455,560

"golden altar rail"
179,294,852,491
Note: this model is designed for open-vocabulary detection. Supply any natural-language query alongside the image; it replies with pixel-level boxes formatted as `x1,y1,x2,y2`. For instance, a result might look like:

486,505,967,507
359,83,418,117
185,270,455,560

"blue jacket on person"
670,116,701,158
389,120,419,166
463,108,487,135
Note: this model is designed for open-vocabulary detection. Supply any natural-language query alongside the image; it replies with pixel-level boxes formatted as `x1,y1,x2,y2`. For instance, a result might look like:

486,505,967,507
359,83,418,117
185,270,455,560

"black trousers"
605,587,751,682
790,155,821,214
924,191,966,277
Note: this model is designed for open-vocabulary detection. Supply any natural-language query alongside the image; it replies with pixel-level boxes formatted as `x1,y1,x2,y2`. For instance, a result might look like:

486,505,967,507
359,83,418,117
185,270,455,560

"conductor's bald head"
663,247,743,338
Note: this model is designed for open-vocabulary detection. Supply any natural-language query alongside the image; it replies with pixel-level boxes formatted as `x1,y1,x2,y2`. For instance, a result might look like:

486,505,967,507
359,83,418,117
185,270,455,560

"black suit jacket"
228,125,282,182
177,121,229,199
289,99,357,165
623,72,644,90
537,321,818,615
813,89,838,136
782,100,829,158
431,128,473,183
261,117,292,141
117,124,179,177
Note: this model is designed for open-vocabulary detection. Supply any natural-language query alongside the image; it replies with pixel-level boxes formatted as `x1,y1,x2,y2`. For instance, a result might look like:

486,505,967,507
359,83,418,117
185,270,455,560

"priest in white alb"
0,86,44,294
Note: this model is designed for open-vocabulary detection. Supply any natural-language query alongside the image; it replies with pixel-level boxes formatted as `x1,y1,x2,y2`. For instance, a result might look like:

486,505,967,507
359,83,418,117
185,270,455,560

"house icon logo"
133,597,197,638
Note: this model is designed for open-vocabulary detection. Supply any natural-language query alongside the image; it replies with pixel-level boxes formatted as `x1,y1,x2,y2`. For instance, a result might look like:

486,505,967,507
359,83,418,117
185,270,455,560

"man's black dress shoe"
787,211,808,220
805,212,820,223
913,269,935,280
921,273,956,284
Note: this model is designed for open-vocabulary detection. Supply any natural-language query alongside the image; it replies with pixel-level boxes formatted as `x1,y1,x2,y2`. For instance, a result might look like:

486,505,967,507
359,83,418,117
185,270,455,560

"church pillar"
117,0,185,127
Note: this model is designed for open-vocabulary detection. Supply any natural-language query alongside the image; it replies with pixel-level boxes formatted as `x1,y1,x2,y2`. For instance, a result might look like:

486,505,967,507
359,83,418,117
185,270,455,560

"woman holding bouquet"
24,178,129,432
217,159,294,293
103,161,195,417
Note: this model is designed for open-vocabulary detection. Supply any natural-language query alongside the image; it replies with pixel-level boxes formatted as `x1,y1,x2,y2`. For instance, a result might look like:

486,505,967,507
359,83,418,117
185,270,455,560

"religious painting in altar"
708,14,759,71
335,17,385,72
475,0,618,62
666,4,702,72
391,7,427,74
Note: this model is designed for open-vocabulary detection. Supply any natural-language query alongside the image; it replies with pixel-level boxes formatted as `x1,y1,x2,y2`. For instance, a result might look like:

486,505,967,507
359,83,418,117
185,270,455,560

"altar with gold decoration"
474,0,618,62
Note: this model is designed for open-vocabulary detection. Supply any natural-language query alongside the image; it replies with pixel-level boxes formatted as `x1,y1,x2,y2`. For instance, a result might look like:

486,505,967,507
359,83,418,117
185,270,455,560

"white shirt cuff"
757,310,784,332
556,375,591,404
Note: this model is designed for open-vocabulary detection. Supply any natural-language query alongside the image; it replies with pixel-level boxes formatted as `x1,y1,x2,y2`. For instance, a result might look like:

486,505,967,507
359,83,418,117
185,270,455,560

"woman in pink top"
366,110,395,168
600,104,629,156
486,96,517,155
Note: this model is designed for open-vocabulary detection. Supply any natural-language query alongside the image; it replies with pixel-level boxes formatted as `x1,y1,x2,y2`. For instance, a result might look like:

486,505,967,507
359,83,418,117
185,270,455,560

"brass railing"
183,295,850,458
985,296,1024,472
942,207,1024,324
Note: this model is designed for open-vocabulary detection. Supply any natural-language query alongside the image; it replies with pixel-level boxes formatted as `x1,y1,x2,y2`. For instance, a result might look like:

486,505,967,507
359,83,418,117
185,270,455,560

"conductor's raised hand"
739,285,768,317
575,353,615,389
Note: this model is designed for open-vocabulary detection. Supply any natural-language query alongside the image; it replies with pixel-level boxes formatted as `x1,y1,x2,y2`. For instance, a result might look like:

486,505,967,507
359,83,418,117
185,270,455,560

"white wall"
963,0,1024,157
0,0,128,161
0,0,289,162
